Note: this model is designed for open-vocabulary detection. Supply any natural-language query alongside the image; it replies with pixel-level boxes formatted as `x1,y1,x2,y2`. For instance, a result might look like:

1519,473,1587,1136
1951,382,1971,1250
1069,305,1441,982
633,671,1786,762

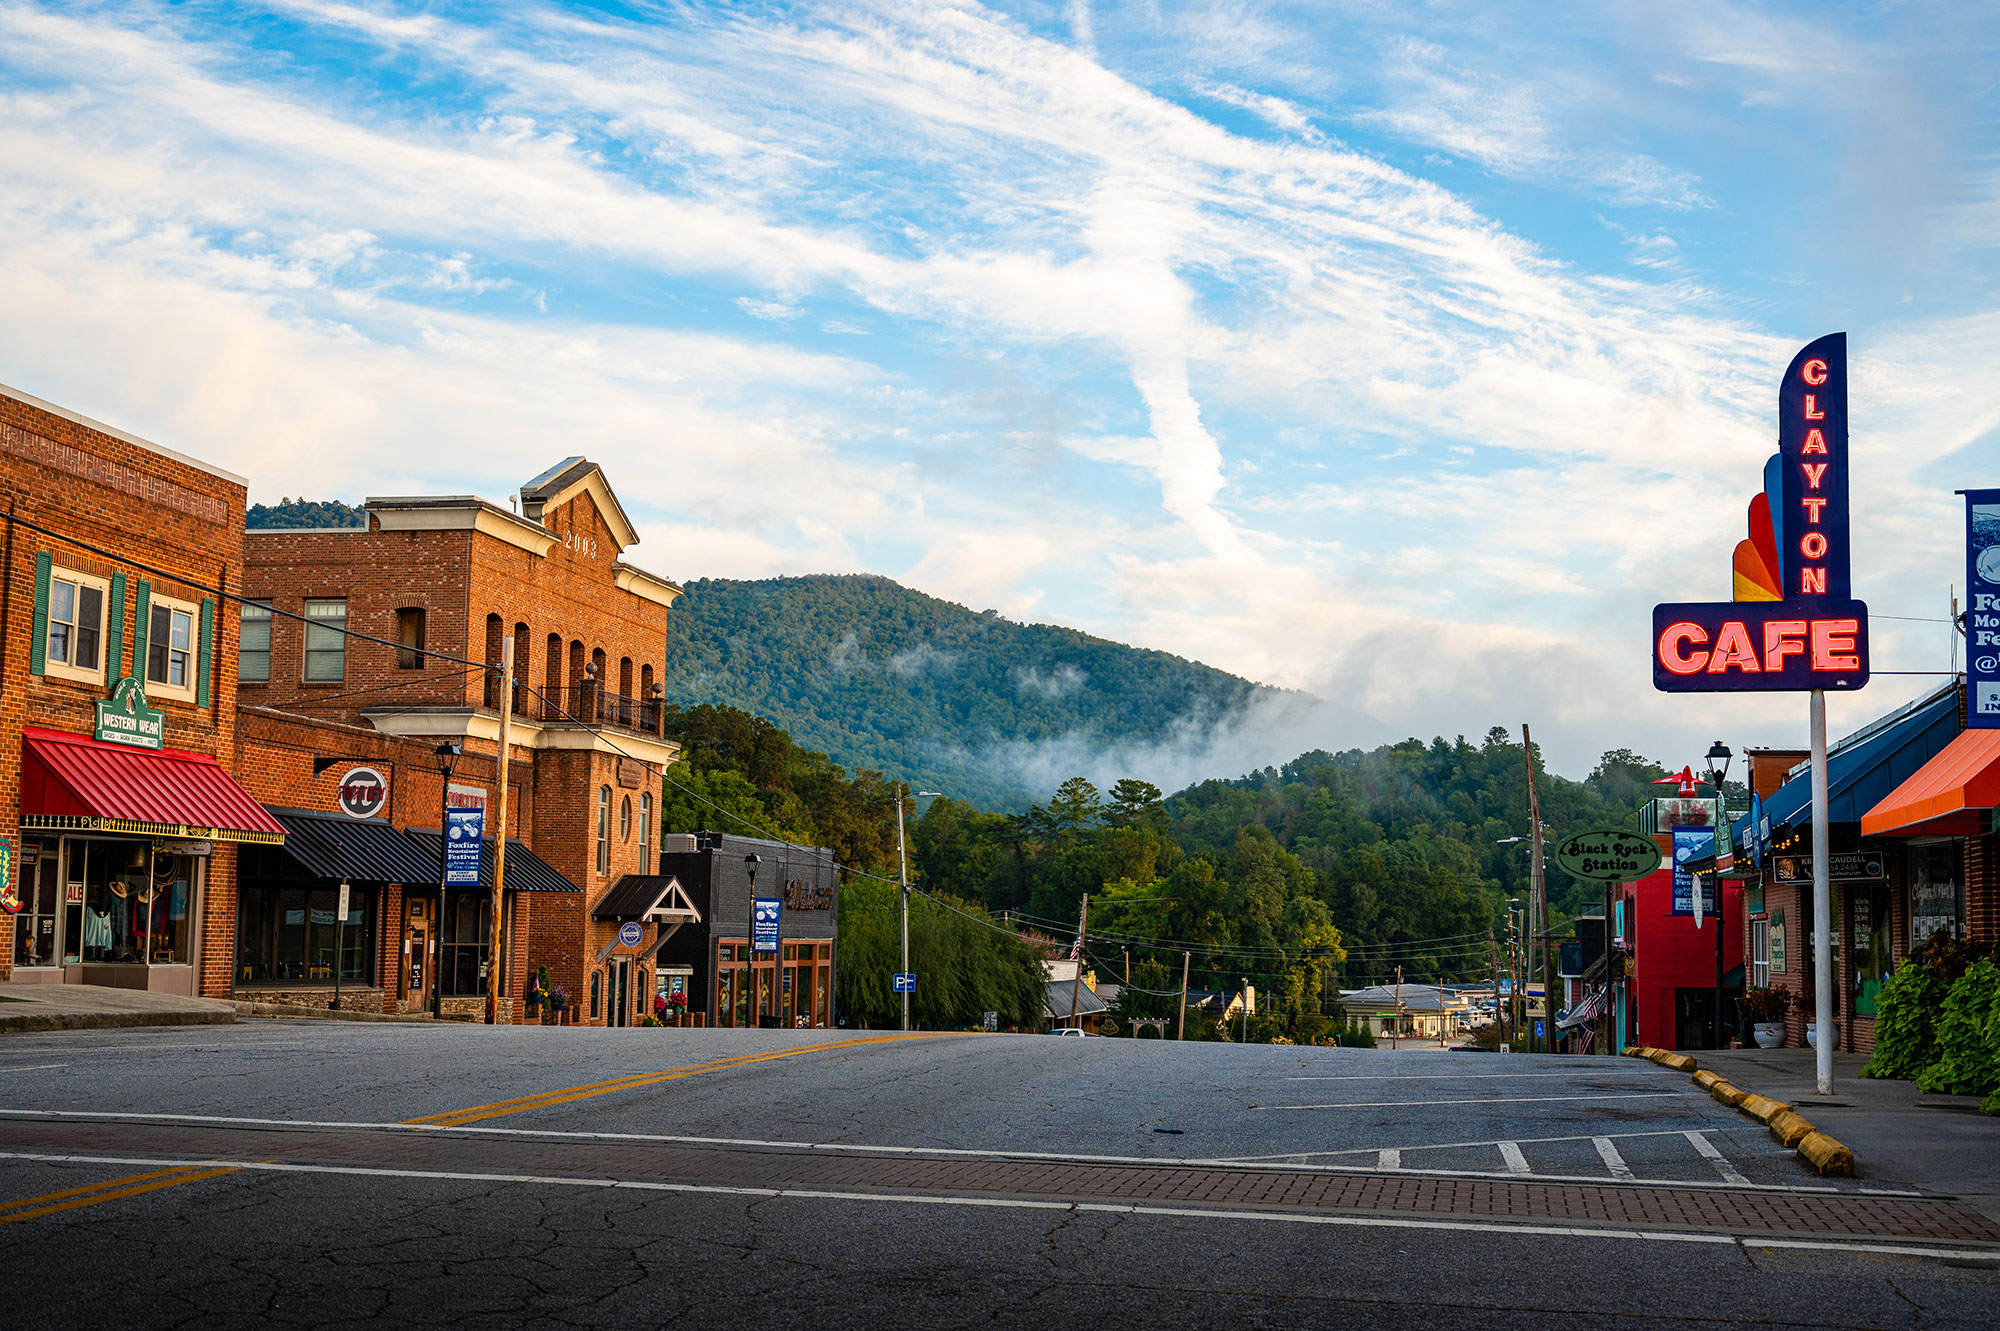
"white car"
1052,1027,1088,1037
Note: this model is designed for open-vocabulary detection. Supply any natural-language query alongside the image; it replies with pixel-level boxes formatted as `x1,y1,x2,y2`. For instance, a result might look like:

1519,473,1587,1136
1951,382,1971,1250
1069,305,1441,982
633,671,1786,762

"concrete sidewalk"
1703,1047,2000,1222
0,981,236,1032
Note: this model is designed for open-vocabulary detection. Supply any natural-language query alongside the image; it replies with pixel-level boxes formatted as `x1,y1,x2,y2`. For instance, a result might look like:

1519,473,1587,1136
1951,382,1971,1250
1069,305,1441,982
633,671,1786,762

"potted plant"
548,982,569,1025
1743,985,1791,1048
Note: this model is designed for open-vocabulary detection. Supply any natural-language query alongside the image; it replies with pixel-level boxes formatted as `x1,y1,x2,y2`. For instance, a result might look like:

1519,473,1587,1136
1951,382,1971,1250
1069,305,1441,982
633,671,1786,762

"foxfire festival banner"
1653,333,1869,693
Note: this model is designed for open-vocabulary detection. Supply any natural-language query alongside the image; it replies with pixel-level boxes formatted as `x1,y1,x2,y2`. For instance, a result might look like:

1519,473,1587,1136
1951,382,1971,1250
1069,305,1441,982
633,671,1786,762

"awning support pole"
1811,688,1835,1096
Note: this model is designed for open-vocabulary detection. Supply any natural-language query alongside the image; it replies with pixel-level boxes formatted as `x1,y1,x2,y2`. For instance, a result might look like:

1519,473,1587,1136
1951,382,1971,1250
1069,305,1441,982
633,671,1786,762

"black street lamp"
744,854,764,1026
1703,740,1733,1049
432,741,461,1019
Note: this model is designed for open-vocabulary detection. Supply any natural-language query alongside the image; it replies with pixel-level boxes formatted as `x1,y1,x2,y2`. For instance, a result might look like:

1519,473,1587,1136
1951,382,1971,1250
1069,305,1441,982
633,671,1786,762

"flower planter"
1806,1021,1838,1050
1752,1021,1785,1049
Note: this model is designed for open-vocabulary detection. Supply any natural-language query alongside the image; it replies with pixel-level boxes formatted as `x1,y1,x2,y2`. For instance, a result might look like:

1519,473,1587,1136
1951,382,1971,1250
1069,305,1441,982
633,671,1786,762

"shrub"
1743,985,1793,1022
1916,958,2000,1097
1863,961,1947,1081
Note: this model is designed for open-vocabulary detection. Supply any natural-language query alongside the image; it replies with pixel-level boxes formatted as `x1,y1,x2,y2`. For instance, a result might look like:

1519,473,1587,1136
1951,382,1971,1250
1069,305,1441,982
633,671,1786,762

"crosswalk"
1227,1127,1839,1189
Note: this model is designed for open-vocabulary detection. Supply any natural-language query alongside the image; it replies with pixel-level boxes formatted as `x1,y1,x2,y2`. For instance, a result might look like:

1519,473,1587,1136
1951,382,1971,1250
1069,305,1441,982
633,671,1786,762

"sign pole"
487,638,514,1026
1810,688,1835,1095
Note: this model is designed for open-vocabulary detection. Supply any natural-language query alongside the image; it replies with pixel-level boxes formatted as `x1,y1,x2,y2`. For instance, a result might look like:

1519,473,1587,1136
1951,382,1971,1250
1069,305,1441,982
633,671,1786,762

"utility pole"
1068,893,1089,1031
1124,949,1130,985
1178,950,1190,1041
1523,724,1549,1054
486,637,514,1025
1600,878,1615,1056
896,783,910,1033
1393,964,1402,1050
1489,931,1503,1045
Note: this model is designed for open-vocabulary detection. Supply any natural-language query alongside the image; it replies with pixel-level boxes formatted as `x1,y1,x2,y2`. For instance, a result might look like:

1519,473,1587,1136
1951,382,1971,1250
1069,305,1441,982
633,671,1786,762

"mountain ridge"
656,573,1290,809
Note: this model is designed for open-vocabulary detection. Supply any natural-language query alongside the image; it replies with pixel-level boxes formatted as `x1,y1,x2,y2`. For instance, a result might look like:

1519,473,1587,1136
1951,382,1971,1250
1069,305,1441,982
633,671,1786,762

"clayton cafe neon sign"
1652,333,1870,693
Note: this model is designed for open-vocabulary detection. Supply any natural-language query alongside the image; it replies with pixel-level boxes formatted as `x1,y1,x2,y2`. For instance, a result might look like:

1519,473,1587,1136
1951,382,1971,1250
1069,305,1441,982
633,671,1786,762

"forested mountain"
660,702,1690,1034
246,498,367,529
656,574,1284,810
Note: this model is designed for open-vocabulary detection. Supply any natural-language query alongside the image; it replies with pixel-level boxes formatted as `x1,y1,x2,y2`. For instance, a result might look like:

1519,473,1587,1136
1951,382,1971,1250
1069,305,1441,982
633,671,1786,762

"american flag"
1068,933,1083,961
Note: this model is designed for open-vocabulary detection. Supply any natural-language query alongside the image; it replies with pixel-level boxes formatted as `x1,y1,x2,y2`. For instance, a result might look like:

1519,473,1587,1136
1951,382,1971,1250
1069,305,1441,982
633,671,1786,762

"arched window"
544,633,562,720
483,614,503,708
620,794,632,843
638,791,652,865
596,786,612,875
512,622,530,714
589,970,602,1019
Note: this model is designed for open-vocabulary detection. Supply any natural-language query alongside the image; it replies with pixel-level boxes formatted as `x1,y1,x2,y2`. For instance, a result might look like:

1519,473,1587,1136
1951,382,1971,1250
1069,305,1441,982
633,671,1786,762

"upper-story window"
45,568,107,683
239,600,271,684
620,795,633,843
304,599,347,682
638,792,652,864
395,608,427,670
146,595,197,700
596,786,613,876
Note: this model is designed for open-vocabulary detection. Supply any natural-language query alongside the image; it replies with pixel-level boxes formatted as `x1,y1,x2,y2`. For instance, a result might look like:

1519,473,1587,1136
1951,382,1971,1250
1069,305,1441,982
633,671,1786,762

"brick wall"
0,388,247,984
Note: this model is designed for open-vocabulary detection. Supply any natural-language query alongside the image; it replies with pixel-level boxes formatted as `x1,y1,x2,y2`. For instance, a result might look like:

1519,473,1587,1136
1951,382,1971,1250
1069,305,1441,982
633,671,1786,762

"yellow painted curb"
1621,1046,1649,1059
1768,1108,1815,1148
1737,1093,1789,1124
1797,1130,1855,1178
1707,1080,1747,1108
1656,1052,1698,1072
1692,1069,1722,1091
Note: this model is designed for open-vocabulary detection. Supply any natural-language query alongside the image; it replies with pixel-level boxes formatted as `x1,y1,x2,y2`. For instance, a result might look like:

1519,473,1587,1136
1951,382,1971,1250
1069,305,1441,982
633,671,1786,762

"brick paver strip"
5,1118,1997,1245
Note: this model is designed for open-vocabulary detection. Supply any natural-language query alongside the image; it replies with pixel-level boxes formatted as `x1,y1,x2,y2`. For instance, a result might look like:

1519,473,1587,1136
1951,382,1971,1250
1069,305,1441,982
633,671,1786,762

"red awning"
21,727,286,844
1859,728,2000,838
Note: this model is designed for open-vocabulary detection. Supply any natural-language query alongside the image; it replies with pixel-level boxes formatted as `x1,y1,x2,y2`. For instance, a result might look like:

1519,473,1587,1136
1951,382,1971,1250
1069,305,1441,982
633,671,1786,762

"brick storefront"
0,383,279,995
236,458,683,1022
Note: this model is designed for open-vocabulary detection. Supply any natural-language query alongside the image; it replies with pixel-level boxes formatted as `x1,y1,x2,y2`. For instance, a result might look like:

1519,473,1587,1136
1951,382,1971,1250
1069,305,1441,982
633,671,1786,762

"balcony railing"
538,683,665,737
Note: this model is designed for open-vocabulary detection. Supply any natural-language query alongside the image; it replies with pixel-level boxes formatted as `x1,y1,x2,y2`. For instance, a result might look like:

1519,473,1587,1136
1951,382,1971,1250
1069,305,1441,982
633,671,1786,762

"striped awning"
21,726,285,844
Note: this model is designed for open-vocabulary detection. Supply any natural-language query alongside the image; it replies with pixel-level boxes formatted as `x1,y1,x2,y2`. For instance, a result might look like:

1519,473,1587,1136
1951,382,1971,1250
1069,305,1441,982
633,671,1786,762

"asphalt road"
0,1023,1994,1328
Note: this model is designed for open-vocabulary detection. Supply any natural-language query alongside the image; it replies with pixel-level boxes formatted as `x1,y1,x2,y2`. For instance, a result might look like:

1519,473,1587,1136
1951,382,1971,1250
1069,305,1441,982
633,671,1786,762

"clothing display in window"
83,908,113,952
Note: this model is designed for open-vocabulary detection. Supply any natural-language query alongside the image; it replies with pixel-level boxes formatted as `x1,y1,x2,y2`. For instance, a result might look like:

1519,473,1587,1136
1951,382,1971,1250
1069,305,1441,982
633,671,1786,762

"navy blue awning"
1736,683,1961,842
402,829,581,894
265,808,440,884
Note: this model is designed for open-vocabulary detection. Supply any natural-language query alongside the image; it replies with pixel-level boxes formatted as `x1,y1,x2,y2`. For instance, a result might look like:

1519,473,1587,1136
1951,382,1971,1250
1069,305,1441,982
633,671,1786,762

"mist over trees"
660,704,1670,1032
655,574,1278,809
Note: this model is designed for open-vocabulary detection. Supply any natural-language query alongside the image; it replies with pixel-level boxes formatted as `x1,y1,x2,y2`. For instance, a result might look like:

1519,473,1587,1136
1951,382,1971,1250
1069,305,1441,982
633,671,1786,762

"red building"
1617,843,1746,1051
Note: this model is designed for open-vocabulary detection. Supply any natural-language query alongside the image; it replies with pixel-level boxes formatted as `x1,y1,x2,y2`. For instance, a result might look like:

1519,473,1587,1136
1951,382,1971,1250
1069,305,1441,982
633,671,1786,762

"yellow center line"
0,1166,240,1228
412,1032,956,1127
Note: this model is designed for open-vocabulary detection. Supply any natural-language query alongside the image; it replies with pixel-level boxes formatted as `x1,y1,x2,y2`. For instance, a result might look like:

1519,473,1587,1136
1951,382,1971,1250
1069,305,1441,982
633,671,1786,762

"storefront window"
236,884,372,984
1910,842,1963,945
440,892,489,997
1850,883,1892,1017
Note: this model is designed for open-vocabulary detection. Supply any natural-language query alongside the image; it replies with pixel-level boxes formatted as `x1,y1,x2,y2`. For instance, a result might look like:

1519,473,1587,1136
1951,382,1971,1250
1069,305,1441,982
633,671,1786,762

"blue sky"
3,0,1997,784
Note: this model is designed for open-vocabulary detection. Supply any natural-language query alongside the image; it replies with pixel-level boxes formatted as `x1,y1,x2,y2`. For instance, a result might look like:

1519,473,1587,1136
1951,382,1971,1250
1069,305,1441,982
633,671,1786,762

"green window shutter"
132,580,151,686
196,597,215,708
29,551,51,675
106,571,127,679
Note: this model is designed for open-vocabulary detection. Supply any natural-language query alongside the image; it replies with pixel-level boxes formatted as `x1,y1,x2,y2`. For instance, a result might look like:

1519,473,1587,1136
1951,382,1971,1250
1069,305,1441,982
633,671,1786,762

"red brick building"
235,458,686,1021
0,383,282,994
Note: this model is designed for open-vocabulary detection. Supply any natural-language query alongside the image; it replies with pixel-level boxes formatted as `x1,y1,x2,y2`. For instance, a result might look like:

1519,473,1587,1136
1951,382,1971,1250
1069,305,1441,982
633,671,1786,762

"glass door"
12,839,61,969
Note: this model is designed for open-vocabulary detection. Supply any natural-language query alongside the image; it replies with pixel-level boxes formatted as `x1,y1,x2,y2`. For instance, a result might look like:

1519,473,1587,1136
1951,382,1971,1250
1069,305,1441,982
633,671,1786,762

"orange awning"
1859,728,2000,838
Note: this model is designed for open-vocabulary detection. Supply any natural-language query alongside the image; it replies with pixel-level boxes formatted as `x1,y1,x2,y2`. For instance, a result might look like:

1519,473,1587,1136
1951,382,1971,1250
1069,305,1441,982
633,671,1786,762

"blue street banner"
1653,333,1869,695
1671,828,1718,916
1965,488,2000,726
751,897,781,954
443,784,485,886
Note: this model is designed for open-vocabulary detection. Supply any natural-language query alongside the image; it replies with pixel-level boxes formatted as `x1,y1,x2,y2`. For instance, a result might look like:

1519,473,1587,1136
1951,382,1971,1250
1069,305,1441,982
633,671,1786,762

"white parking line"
1265,1092,1691,1110
1377,1149,1401,1170
0,1066,66,1075
1284,1072,1611,1081
1593,1137,1636,1181
1686,1131,1751,1185
1497,1142,1531,1175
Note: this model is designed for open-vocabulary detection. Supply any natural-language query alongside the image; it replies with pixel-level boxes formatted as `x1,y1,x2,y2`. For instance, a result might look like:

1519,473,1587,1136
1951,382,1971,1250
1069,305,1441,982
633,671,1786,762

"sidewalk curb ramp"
1627,1048,1855,1178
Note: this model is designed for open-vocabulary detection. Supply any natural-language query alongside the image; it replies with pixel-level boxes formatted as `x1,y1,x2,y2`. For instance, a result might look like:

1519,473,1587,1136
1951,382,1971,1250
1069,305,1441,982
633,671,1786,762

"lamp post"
1505,897,1523,1048
894,786,944,1032
1498,836,1547,1049
1705,739,1733,1051
432,741,461,1019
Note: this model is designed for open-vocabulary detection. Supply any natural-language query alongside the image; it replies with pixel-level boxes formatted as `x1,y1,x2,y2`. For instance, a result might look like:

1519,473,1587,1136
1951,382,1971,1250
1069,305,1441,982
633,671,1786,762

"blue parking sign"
892,973,916,993
752,897,781,954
